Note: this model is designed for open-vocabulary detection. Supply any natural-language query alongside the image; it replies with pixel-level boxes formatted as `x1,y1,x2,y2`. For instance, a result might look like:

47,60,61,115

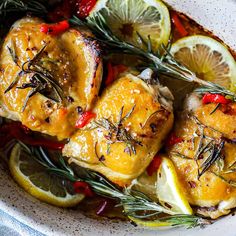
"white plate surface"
0,0,236,235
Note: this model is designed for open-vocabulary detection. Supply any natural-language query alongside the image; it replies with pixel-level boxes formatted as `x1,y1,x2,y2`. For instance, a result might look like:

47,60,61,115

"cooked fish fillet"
0,17,102,140
168,94,236,219
63,73,174,186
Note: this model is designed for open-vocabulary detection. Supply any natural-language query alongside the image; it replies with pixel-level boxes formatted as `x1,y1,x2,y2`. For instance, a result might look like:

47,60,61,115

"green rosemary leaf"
5,43,64,110
7,44,19,66
21,87,38,111
194,127,204,160
4,71,22,93
93,106,141,155
120,105,136,122
170,151,192,160
211,172,236,188
199,140,225,178
210,103,221,115
0,0,47,17
70,14,236,100
153,214,211,228
17,143,208,228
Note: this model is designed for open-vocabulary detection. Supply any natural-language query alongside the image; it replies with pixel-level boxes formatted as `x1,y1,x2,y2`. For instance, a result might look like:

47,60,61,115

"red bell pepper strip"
146,155,162,176
40,20,70,35
73,181,94,197
166,132,184,147
202,93,231,104
105,62,114,87
0,122,65,150
75,111,96,128
76,0,97,19
171,12,188,37
105,63,127,87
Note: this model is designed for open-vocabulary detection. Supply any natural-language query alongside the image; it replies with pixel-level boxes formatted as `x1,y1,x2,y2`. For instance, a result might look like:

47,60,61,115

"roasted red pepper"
105,62,114,87
171,12,188,37
202,93,231,104
40,20,70,35
166,132,184,147
76,0,97,19
105,62,127,86
73,181,94,197
146,155,162,176
0,122,65,150
75,111,96,128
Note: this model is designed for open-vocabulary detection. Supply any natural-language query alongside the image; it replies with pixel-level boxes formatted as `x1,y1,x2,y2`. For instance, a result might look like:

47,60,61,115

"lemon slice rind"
156,157,193,215
170,35,236,91
89,0,171,52
9,144,84,208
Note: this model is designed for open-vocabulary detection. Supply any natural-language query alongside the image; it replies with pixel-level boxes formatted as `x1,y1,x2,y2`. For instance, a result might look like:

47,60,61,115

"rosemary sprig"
211,172,236,188
0,0,47,16
198,140,225,177
69,14,236,100
92,106,142,155
19,142,208,228
188,115,226,177
5,44,64,111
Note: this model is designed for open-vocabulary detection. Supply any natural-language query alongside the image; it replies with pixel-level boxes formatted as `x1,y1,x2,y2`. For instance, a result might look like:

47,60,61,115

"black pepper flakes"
66,96,74,103
45,117,50,123
99,155,105,162
188,181,197,188
150,123,157,132
77,106,83,114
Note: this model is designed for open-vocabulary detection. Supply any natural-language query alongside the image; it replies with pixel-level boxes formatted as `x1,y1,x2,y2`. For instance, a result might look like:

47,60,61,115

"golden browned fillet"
168,94,236,219
0,17,102,140
63,73,174,186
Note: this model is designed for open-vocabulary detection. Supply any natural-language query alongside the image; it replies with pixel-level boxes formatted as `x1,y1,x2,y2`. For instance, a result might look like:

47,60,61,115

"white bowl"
0,0,236,235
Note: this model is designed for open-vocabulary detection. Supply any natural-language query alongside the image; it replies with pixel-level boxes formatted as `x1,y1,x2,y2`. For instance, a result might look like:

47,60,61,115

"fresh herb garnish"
0,0,47,17
92,106,142,155
210,103,221,115
199,140,225,178
69,14,236,101
5,44,64,111
188,115,226,178
18,142,209,228
211,172,236,188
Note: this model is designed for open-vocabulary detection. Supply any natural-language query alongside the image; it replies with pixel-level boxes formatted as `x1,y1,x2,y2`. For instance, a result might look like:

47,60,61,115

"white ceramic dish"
0,0,236,235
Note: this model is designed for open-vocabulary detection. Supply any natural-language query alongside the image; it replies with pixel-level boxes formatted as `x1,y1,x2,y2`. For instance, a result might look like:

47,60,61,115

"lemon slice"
128,216,173,228
90,0,171,52
130,156,192,215
128,214,203,228
9,144,84,207
156,157,192,214
131,171,157,201
170,35,236,91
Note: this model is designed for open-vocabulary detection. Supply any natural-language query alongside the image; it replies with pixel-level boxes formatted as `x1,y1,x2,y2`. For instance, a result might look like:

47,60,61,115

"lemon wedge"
156,157,193,214
127,156,194,228
131,156,192,214
9,143,84,207
128,216,173,228
170,35,236,91
90,0,171,52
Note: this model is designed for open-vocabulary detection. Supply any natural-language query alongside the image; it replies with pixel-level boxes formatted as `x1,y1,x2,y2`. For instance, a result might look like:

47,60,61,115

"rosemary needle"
0,0,47,17
5,44,64,111
18,142,208,228
69,14,236,101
